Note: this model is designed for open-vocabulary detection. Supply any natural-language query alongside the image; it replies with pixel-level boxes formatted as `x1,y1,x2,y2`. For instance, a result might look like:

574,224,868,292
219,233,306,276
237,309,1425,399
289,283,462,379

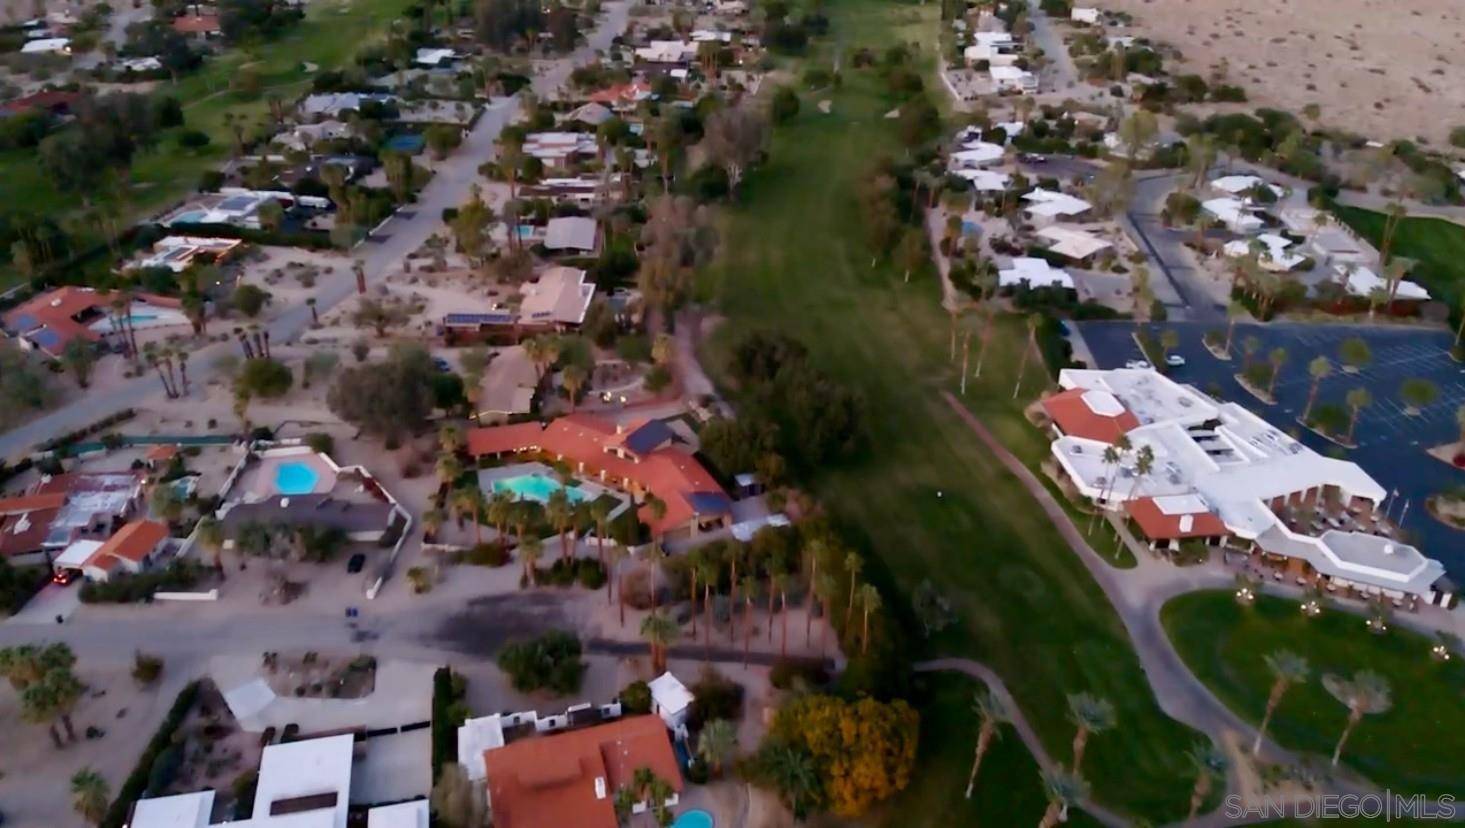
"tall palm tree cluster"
634,530,887,674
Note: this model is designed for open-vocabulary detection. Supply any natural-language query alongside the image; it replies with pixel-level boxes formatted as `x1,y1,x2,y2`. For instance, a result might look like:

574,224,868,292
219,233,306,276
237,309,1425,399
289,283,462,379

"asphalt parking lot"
1075,320,1465,574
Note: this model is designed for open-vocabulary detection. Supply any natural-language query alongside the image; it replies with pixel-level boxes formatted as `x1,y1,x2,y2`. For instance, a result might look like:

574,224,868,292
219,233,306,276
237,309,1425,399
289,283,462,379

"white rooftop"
1211,174,1284,199
519,266,595,325
413,47,456,66
1023,188,1092,218
457,714,507,781
954,168,1012,191
129,790,215,828
949,141,1005,168
1047,368,1443,597
1222,234,1306,271
1336,264,1430,301
53,538,103,570
1202,197,1265,233
252,734,355,828
543,216,598,251
1036,225,1113,260
366,800,429,828
999,257,1073,290
648,671,694,718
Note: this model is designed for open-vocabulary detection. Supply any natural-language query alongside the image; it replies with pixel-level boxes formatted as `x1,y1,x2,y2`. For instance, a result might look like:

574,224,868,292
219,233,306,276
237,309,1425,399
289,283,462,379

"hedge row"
430,666,462,782
40,409,137,453
101,680,201,828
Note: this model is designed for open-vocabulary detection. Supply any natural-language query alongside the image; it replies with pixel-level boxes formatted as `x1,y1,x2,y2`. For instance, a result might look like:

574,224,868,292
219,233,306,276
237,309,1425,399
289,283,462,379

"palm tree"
814,572,838,656
487,491,514,548
196,516,226,574
562,363,588,411
1066,692,1116,771
696,719,738,777
965,688,1011,798
1324,670,1392,767
844,552,863,629
687,548,705,637
1254,649,1310,756
1037,768,1089,828
1012,314,1042,400
1123,444,1155,507
1267,347,1288,398
858,583,882,655
422,507,445,543
727,542,745,646
70,767,109,825
775,571,793,659
439,423,464,454
519,534,543,586
640,611,679,673
1456,402,1465,448
802,541,822,646
608,544,629,626
644,541,668,611
454,487,484,547
1184,741,1227,822
1241,334,1262,372
1301,355,1332,423
741,574,758,667
546,488,574,561
1400,377,1439,415
589,499,612,569
1089,443,1123,535
763,745,819,820
697,554,720,661
22,666,84,747
1345,388,1373,445
436,452,463,489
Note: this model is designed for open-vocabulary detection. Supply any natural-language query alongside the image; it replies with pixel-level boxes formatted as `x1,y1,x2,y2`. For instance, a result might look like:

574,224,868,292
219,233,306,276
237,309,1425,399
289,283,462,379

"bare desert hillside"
1100,0,1465,146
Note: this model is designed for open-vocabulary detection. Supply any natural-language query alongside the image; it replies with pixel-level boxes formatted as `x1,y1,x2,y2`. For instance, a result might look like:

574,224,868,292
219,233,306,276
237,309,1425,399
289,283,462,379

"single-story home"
1222,234,1307,272
1201,197,1265,234
1036,225,1113,263
544,216,600,253
53,519,170,582
999,257,1074,290
1022,189,1093,226
648,671,693,731
1334,263,1430,302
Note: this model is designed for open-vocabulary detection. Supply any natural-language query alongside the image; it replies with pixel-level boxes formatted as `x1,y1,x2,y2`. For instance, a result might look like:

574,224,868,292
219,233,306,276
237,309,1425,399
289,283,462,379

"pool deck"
477,461,632,520
237,448,340,500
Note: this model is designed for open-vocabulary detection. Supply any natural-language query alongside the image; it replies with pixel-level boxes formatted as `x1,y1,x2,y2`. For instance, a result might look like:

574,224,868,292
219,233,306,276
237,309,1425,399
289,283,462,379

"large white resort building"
1040,368,1452,606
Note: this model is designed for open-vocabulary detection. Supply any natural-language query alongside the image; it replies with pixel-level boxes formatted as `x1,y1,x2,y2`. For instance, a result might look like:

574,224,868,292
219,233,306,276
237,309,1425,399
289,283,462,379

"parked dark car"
52,569,79,586
347,553,366,574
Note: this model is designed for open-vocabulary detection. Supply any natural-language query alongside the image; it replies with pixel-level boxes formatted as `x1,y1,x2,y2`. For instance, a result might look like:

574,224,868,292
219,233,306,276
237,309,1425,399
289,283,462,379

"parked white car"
1165,354,1186,367
1125,359,1152,370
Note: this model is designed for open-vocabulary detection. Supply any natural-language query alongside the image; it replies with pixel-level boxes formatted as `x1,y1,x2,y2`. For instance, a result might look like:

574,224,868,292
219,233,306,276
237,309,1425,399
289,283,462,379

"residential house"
20,38,71,55
1071,6,1101,23
999,257,1074,291
3,287,188,358
171,12,221,38
466,415,733,536
52,519,170,582
543,216,600,253
1022,188,1093,226
1201,197,1265,234
1035,225,1113,264
442,267,597,343
1334,263,1430,303
480,715,682,828
128,733,429,828
989,64,1037,93
647,672,693,732
0,492,69,566
963,31,1018,66
523,131,601,173
127,236,243,273
1222,234,1306,272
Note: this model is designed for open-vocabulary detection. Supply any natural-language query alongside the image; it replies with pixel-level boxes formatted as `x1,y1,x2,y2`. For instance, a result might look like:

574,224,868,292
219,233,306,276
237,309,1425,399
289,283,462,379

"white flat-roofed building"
523,131,600,171
1036,225,1113,262
21,37,70,54
949,140,1005,169
953,168,1011,191
1202,197,1265,234
999,257,1074,290
1041,368,1450,602
648,671,694,731
989,64,1038,92
1334,263,1431,302
543,216,599,253
1071,6,1100,23
1222,233,1307,272
519,266,596,326
128,790,215,828
964,31,1019,65
1022,188,1093,226
1210,174,1285,200
366,801,429,828
457,714,508,781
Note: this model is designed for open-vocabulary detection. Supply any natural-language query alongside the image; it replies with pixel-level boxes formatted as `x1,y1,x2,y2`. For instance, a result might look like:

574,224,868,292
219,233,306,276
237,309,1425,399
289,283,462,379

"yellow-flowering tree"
768,694,919,817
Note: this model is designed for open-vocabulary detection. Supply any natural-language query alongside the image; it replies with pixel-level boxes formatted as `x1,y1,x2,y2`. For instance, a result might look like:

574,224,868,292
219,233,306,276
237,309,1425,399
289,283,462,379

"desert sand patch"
1097,0,1465,147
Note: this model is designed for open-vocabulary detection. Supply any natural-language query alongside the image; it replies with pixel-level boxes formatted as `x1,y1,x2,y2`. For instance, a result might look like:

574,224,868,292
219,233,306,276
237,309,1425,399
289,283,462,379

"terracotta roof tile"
1124,497,1228,540
1041,388,1140,444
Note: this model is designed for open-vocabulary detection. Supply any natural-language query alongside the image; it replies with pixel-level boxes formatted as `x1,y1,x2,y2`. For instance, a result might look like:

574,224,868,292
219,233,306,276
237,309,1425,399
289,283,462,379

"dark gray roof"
624,420,674,455
220,494,395,535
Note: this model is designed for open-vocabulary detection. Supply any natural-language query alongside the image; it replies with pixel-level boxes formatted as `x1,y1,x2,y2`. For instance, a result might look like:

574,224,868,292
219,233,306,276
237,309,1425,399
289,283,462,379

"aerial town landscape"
0,0,1463,824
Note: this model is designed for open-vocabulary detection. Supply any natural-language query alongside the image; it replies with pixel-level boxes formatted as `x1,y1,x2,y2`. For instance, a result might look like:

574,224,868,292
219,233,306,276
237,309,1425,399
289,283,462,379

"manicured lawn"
1332,205,1465,311
1163,590,1465,799
699,0,1200,820
872,672,1105,828
0,0,414,284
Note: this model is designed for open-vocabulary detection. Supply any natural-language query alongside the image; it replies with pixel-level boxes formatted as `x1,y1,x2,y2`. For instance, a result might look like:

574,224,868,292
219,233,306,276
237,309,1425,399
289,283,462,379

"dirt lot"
1097,0,1465,146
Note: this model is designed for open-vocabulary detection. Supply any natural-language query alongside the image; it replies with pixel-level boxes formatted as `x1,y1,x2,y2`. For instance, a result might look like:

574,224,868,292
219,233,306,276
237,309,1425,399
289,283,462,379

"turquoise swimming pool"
275,461,321,495
492,473,588,504
672,810,713,828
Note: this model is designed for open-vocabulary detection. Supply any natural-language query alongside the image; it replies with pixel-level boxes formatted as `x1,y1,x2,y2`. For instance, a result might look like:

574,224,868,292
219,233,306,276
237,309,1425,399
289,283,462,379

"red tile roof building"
467,414,731,535
171,13,221,34
82,519,169,577
2,286,181,358
1040,387,1140,444
1124,496,1228,541
483,715,682,828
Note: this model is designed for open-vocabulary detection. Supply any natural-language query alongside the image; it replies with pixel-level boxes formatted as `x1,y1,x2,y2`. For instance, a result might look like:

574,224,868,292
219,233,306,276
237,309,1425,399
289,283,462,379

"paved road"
0,3,631,463
1127,171,1228,322
1024,0,1080,94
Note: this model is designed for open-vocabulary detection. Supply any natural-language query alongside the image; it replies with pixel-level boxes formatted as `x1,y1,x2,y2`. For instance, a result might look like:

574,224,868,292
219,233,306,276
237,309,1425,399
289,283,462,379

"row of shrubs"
39,409,137,453
430,667,469,781
101,681,200,828
534,557,607,589
80,562,203,604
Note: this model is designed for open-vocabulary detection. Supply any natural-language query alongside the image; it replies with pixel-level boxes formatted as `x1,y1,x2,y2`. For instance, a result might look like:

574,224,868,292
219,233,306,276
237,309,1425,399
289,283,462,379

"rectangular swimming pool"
493,473,589,504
